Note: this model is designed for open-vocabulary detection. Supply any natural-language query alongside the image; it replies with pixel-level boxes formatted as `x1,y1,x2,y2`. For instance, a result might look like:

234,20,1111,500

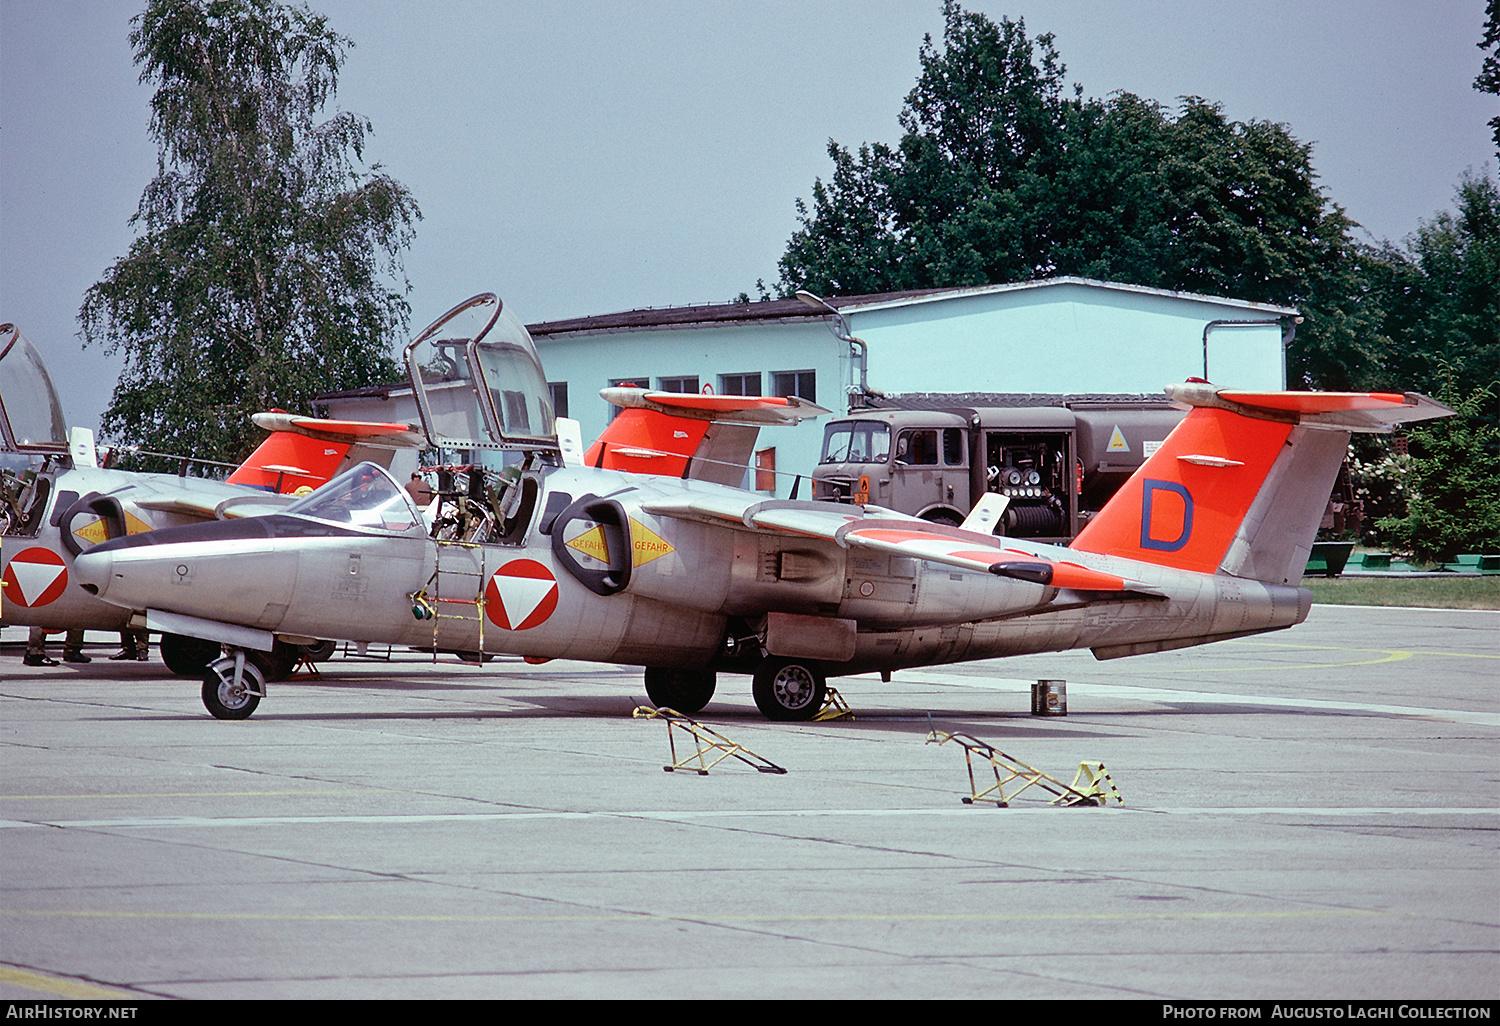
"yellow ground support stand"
925,730,1123,808
812,686,854,721
633,706,788,775
1068,761,1123,805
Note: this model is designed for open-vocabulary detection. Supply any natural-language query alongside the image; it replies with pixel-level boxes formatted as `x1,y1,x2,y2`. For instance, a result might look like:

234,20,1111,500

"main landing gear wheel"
643,668,717,714
258,641,300,683
201,656,265,720
752,658,826,722
299,639,337,663
160,633,222,677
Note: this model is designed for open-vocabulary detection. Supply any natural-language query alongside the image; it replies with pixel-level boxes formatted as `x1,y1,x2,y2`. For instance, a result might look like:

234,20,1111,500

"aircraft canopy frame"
0,324,69,455
402,293,559,453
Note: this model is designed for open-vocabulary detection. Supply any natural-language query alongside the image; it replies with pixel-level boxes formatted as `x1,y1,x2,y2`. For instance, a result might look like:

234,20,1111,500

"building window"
719,372,761,397
548,382,569,420
657,375,699,394
772,370,816,403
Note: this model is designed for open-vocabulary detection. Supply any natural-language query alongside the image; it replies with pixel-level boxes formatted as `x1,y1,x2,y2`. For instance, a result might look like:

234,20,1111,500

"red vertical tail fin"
1071,385,1453,584
229,414,425,494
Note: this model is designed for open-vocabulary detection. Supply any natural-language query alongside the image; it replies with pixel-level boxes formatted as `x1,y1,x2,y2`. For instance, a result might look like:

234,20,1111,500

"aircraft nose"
72,548,113,597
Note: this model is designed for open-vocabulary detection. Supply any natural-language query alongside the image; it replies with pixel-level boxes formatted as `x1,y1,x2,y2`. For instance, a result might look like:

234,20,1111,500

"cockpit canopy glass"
284,462,423,534
820,421,891,465
0,325,69,454
403,293,557,451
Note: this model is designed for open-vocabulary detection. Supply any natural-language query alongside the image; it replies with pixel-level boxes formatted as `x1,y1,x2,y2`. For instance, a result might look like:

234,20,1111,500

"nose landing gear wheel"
752,658,826,721
201,656,265,720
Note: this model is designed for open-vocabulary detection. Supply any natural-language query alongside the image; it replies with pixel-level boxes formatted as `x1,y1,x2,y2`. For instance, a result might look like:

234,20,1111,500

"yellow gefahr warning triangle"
629,517,674,567
1107,425,1130,453
72,510,154,548
565,517,677,568
566,525,610,564
72,518,109,547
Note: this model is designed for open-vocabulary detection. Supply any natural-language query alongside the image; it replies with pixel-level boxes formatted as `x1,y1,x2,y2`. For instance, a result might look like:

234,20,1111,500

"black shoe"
136,651,149,661
63,651,91,664
109,649,135,661
23,654,58,667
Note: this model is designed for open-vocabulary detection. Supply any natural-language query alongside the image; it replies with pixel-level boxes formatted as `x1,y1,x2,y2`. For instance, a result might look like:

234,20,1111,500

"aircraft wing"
643,496,1159,594
130,492,296,521
129,495,230,519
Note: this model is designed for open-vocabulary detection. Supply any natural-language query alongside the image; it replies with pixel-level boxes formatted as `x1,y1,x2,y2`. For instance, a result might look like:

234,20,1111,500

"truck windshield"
820,422,890,464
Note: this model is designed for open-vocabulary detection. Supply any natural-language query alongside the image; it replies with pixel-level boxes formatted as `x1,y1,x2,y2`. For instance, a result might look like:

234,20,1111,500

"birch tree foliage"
81,0,420,468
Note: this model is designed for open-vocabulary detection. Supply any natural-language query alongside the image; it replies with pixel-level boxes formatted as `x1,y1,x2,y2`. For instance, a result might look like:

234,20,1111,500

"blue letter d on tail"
1139,479,1193,552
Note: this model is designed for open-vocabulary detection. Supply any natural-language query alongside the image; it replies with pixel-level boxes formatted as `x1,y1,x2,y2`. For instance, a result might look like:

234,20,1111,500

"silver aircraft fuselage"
72,461,1307,677
2,464,283,633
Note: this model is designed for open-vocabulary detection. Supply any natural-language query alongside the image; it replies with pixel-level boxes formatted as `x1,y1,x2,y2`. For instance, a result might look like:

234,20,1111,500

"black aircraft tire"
920,508,964,527
643,668,717,714
201,660,264,720
251,643,299,683
160,633,221,677
300,639,338,663
752,658,826,722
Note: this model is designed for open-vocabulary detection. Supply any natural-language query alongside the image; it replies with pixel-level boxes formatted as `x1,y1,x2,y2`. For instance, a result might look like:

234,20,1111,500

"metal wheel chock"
925,728,1123,807
633,706,787,775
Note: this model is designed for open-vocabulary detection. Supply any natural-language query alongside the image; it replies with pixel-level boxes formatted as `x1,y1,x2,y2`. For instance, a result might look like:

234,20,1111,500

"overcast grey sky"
2,0,1495,437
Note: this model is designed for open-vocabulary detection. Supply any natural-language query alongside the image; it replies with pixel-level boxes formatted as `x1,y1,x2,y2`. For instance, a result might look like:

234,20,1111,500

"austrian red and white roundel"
484,559,559,631
2,547,69,608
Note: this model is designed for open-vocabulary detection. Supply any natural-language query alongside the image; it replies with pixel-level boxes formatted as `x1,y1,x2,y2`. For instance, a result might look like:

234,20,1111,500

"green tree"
1354,172,1500,558
81,0,420,469
1477,0,1499,153
775,3,1371,390
1374,385,1500,564
1363,173,1500,413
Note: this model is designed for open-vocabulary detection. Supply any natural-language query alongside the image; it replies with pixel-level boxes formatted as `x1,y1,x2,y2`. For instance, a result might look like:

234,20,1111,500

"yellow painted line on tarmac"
0,965,137,1000
0,789,390,801
0,907,1386,926
1148,638,1500,674
1147,640,1416,673
1233,639,1499,660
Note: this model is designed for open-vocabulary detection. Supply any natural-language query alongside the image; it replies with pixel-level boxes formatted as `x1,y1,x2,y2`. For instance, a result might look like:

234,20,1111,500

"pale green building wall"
533,279,1296,499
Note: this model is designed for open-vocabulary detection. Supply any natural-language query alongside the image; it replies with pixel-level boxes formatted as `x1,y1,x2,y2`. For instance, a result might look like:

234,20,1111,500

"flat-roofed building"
526,277,1298,498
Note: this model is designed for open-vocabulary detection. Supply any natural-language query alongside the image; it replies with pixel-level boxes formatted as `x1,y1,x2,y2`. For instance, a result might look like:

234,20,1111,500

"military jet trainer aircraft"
70,292,1451,720
0,322,423,675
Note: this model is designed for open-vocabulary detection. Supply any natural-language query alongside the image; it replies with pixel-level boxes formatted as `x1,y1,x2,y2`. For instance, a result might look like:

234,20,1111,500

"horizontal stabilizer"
599,388,830,426
248,412,427,448
1168,384,1454,432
